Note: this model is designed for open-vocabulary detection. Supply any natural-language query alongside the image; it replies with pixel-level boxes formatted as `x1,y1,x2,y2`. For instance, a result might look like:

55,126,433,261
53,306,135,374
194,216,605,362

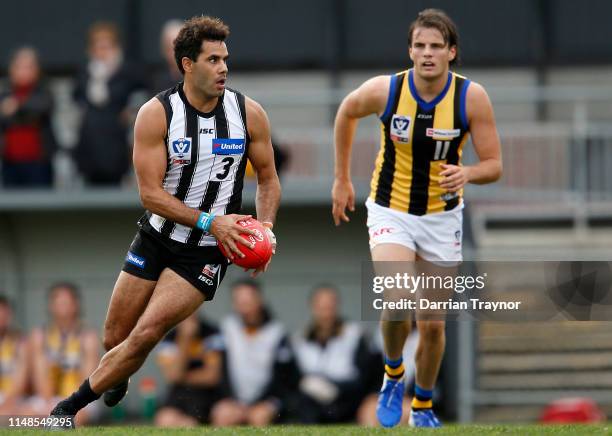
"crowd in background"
0,19,288,190
0,280,424,427
0,284,99,426
0,17,417,428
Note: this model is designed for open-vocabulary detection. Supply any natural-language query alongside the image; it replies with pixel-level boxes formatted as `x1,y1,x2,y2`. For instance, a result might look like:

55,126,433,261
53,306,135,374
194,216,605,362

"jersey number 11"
433,141,450,161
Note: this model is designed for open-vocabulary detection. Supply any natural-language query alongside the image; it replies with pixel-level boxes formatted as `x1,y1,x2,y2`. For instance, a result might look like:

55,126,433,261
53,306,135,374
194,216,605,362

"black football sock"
54,378,101,414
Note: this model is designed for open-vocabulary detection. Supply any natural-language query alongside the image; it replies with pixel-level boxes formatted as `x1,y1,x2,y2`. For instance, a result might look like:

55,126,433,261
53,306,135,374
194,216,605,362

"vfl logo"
172,138,191,157
454,230,461,246
170,137,192,164
390,115,411,143
393,118,409,130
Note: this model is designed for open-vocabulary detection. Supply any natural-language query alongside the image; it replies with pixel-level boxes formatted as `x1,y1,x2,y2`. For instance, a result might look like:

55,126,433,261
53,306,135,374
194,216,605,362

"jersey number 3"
215,157,235,180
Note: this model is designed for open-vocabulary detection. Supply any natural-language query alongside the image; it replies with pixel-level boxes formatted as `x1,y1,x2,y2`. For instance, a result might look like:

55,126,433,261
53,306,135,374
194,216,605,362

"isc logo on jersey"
198,264,220,285
390,115,411,143
212,138,245,155
170,138,192,164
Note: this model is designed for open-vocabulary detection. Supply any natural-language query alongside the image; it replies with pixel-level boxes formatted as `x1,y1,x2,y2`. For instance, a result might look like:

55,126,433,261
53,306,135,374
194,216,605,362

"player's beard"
208,82,225,98
194,87,221,102
202,77,222,97
193,75,223,99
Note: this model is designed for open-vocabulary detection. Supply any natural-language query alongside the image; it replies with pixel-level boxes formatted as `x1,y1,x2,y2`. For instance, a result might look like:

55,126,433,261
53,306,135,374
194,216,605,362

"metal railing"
24,77,611,203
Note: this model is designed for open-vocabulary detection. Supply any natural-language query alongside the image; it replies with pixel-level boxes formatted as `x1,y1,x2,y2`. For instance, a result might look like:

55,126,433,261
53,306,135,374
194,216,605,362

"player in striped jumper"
332,9,501,428
51,16,280,422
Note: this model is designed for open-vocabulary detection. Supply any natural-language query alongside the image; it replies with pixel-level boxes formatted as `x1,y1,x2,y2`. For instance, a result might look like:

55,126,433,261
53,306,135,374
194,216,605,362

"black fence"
0,0,610,73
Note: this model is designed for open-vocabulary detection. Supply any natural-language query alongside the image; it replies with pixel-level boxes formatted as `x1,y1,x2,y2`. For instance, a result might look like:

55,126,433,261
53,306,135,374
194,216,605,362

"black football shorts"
122,229,229,300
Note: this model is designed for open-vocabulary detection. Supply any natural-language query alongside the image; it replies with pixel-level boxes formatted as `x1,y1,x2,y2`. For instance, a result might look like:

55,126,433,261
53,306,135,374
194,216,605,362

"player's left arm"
246,97,281,274
246,97,281,226
440,82,502,191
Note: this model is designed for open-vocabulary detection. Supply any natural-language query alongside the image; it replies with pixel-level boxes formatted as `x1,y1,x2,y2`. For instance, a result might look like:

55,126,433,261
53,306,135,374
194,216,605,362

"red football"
217,218,273,269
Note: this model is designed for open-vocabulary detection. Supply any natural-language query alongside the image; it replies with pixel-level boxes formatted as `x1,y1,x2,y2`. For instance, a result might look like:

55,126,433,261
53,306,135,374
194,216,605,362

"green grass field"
2,425,611,435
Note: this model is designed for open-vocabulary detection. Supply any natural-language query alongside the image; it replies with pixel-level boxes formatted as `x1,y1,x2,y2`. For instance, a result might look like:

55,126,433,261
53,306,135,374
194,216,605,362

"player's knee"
103,321,125,351
419,321,445,342
129,324,165,355
102,330,119,351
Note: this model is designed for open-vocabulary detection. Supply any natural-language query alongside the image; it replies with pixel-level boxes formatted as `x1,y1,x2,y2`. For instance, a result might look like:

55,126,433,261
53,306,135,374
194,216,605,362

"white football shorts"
366,198,463,263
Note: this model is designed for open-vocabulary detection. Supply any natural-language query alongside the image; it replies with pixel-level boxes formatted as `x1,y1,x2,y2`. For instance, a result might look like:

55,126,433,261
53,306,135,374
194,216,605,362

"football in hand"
218,218,273,269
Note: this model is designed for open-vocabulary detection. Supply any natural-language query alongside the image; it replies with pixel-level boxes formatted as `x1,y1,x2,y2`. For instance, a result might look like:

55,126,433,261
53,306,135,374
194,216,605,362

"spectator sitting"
73,22,145,186
292,284,372,423
211,280,300,426
0,295,30,415
150,19,183,94
0,47,56,188
29,283,100,425
154,312,223,427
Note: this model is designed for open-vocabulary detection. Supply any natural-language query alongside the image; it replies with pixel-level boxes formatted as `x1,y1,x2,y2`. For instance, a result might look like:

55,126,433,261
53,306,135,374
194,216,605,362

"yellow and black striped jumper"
45,325,84,397
0,332,20,397
370,69,471,215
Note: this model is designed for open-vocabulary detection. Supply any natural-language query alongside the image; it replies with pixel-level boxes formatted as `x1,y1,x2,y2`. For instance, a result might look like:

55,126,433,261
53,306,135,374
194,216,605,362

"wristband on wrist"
196,212,215,233
262,221,274,229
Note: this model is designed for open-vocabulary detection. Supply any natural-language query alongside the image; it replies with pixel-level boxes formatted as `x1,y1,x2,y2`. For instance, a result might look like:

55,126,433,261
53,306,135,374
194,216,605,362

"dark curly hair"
408,9,460,66
174,16,230,74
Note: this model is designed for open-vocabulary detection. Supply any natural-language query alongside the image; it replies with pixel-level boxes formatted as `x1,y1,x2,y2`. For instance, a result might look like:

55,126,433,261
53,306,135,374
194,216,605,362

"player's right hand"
332,178,355,226
210,214,257,259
